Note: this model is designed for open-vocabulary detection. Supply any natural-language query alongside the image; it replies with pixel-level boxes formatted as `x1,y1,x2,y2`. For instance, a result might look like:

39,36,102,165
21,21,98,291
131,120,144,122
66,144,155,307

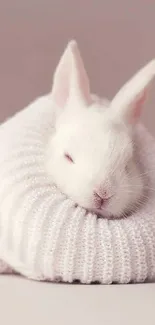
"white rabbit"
46,41,155,218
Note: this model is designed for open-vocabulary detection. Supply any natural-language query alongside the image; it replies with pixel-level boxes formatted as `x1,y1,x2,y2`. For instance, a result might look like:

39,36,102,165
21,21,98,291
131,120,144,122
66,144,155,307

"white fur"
46,41,155,218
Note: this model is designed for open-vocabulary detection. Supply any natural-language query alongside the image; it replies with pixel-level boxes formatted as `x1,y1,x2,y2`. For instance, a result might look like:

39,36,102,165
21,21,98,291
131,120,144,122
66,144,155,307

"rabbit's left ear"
111,60,155,124
51,40,91,108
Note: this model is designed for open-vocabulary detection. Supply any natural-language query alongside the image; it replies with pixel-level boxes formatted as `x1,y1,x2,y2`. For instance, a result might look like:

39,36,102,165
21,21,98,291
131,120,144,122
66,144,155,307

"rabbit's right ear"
51,40,91,109
111,60,155,124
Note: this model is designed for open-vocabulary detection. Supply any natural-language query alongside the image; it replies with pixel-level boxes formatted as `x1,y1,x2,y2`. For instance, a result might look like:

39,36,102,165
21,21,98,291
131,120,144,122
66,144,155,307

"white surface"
0,276,155,325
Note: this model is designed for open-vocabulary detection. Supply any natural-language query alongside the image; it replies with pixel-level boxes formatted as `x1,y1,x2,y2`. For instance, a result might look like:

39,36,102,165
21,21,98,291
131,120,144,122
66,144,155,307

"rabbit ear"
111,60,155,124
51,40,91,108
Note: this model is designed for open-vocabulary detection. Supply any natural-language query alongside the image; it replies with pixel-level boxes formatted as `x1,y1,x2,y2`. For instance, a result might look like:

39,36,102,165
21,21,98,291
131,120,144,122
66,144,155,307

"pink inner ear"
53,81,69,108
52,53,71,108
134,89,147,119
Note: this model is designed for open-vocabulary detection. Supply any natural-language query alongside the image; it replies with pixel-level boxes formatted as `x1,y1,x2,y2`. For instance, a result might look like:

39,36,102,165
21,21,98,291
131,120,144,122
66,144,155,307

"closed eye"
64,153,74,163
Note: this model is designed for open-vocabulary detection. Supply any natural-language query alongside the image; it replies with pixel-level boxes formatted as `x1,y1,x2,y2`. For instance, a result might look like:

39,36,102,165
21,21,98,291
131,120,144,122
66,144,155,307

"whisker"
130,186,155,192
121,192,150,201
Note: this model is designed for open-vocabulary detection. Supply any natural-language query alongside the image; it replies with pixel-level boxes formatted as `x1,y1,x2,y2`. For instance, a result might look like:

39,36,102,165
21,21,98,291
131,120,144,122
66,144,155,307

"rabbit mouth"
90,207,113,219
89,199,113,218
93,194,113,210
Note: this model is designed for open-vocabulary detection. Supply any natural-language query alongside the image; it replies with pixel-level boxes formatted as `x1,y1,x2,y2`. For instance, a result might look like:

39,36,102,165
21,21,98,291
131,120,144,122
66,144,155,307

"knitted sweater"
0,94,155,284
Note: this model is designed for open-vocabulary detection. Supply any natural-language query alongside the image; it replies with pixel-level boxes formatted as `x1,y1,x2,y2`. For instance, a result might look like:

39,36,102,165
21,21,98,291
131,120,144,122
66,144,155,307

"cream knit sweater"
0,95,155,284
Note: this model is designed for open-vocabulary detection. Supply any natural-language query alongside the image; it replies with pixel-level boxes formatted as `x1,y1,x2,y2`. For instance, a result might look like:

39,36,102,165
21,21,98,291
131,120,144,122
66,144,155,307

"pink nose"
93,190,109,208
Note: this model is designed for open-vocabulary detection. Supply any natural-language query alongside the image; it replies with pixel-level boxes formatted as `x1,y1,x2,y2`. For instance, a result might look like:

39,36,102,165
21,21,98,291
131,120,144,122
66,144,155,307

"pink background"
0,1,155,134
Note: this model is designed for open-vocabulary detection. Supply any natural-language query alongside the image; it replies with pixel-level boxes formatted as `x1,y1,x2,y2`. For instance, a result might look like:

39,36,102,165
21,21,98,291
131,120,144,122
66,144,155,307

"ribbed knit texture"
0,95,155,284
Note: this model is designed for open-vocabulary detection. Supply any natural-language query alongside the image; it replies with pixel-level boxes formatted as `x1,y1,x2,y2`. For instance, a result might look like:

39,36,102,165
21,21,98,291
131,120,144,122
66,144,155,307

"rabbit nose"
93,190,109,208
